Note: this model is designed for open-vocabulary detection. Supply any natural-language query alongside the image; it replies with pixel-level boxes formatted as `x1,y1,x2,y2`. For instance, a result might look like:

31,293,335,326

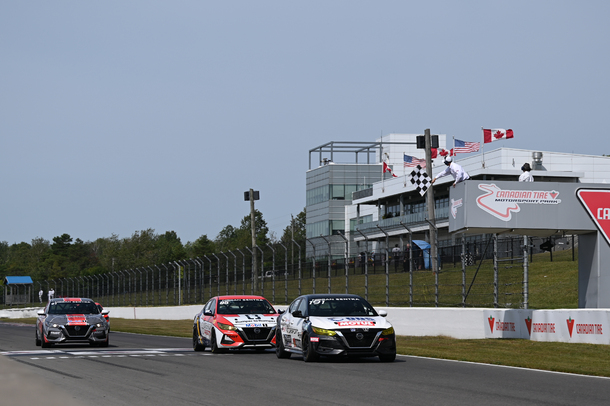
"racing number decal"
244,314,262,320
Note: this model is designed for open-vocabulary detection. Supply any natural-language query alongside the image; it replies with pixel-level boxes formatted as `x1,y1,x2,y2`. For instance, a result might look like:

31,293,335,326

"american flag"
404,154,426,168
453,139,480,154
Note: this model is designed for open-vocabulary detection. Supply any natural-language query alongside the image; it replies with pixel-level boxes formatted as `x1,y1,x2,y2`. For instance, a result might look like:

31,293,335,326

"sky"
1,1,609,246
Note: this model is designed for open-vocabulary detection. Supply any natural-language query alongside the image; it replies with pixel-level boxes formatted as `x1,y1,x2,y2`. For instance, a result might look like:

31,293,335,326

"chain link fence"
2,235,577,309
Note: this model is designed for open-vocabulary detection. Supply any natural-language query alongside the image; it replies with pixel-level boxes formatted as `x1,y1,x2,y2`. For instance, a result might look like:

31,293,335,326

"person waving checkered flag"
408,165,431,196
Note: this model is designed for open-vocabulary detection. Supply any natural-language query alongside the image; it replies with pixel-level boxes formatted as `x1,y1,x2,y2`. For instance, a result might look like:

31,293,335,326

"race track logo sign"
576,189,610,246
476,184,561,221
450,198,463,219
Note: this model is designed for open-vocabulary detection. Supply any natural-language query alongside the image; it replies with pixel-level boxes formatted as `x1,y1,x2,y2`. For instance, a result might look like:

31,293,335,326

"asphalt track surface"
2,323,610,406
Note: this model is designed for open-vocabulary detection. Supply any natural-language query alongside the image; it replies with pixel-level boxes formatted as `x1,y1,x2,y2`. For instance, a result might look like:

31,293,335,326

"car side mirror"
101,310,109,315
277,308,285,314
378,310,388,317
204,309,213,316
37,310,46,316
291,310,303,318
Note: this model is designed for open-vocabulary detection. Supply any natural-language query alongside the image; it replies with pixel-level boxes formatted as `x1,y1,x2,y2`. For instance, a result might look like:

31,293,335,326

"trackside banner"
450,181,609,235
484,310,610,344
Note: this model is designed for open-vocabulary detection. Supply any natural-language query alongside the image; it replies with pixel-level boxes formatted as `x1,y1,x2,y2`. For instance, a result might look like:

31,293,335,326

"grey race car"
36,297,110,347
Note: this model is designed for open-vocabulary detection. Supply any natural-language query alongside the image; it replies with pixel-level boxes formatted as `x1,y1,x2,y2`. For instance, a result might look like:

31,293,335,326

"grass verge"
3,317,609,377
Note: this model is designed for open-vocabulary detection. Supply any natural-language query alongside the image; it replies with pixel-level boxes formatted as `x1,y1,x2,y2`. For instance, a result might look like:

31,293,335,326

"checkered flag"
408,165,431,196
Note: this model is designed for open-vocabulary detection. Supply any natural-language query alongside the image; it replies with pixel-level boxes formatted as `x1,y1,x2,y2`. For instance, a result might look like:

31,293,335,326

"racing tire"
210,331,224,354
378,352,396,362
41,339,52,349
302,334,319,362
35,330,41,347
99,336,109,348
193,327,205,352
275,330,291,359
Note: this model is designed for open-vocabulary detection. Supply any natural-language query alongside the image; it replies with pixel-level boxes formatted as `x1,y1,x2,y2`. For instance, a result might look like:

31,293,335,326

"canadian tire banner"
529,310,610,345
576,189,610,247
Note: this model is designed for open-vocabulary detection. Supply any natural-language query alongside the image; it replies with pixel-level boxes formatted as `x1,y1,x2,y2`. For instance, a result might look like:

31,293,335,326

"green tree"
215,225,237,252
186,234,216,258
280,208,306,248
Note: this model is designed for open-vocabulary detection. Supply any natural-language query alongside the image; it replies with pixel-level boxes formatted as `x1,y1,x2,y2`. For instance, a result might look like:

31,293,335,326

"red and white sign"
576,189,610,247
476,184,561,221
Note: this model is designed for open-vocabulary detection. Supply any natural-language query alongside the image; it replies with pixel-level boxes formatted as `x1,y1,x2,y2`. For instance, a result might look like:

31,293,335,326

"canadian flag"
483,128,514,143
383,161,398,177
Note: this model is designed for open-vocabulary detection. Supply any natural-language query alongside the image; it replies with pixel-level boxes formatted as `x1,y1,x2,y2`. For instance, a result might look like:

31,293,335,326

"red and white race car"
193,295,279,353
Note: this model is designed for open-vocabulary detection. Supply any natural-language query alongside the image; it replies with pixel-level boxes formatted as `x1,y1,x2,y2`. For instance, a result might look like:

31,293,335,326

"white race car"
276,293,396,362
193,295,279,353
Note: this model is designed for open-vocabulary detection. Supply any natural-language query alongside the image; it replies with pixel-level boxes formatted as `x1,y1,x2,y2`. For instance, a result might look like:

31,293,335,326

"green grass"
4,317,609,377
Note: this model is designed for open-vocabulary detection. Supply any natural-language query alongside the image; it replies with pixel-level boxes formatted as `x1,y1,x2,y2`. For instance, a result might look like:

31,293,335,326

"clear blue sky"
1,1,609,245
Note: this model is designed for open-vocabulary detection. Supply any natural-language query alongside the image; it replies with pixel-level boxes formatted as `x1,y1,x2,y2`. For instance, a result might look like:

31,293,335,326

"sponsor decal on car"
66,315,88,325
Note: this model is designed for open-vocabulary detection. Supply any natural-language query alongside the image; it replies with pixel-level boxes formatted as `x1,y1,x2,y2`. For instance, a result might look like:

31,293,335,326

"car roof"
300,294,363,299
50,297,94,303
214,295,270,301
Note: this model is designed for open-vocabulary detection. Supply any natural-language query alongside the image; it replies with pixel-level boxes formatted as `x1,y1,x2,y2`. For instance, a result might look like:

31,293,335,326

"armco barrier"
3,306,609,345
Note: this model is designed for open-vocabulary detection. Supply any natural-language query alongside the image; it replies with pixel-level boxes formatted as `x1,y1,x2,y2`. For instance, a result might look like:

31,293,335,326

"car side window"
204,299,216,315
297,298,308,316
289,298,301,314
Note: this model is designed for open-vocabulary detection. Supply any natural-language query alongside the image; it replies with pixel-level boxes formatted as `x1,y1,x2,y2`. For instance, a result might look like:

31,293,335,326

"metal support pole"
278,242,288,305
229,251,238,295
493,234,499,308
306,239,317,294
267,244,276,303
338,231,349,294
245,247,254,295
236,249,246,295
425,218,439,307
320,235,332,294
256,246,264,296
400,222,413,306
356,229,369,301
203,256,213,299
291,239,302,296
212,254,221,297
194,259,205,303
376,225,390,307
523,235,529,309
161,264,170,305
462,236,466,307
221,253,230,296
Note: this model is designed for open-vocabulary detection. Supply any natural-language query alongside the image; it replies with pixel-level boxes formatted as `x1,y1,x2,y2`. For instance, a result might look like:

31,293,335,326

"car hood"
46,314,106,325
309,316,392,330
221,314,278,327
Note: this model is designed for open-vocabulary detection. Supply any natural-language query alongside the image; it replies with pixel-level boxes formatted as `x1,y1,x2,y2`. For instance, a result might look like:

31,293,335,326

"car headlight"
216,322,237,331
381,326,395,336
312,326,337,336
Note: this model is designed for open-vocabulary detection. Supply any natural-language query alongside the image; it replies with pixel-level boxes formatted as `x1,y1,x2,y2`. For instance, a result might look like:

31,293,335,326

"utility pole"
424,129,439,273
245,188,260,291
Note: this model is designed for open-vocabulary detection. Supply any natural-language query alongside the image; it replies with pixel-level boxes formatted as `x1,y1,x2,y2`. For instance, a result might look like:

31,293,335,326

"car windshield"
217,299,275,315
48,301,100,315
307,297,378,317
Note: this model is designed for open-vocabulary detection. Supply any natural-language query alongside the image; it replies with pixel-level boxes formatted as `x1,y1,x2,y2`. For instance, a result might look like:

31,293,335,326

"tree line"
0,209,305,283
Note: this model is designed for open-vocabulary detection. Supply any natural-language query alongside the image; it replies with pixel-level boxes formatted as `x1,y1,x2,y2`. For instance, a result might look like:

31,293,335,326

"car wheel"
99,335,109,348
41,338,52,349
193,327,205,352
302,334,319,362
35,329,41,347
379,352,396,362
210,331,224,354
275,330,290,359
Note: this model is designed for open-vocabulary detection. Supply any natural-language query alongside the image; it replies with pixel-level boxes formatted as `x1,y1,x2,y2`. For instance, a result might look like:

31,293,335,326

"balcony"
353,205,449,234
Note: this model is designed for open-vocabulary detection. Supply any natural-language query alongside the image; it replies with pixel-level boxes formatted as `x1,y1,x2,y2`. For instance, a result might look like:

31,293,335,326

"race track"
1,323,609,406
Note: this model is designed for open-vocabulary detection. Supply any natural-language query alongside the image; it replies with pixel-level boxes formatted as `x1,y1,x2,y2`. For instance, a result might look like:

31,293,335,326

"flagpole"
481,126,485,168
453,136,456,162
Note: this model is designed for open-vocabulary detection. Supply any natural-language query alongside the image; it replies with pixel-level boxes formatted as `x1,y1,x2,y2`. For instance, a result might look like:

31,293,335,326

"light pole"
244,189,260,290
